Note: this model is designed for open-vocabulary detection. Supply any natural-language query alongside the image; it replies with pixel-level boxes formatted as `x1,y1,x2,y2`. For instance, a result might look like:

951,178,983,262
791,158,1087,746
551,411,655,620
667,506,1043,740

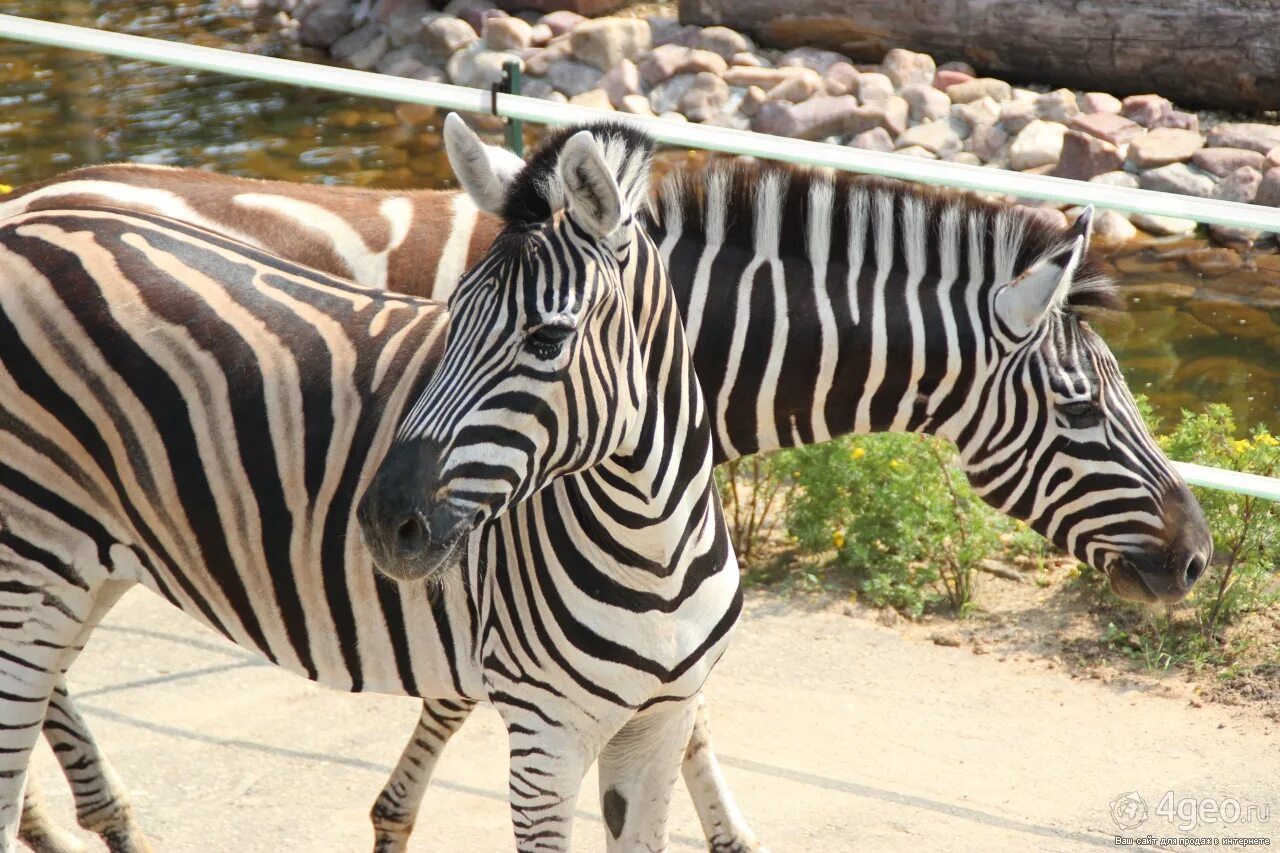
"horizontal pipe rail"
1,14,1279,502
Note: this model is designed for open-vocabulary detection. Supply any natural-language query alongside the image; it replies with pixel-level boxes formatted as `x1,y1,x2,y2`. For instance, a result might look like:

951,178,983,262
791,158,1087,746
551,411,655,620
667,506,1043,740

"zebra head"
954,207,1211,604
358,117,659,582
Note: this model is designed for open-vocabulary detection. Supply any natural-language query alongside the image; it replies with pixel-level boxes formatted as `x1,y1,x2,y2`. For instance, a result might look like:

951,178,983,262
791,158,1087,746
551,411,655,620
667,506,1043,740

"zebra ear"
557,130,624,239
993,236,1085,337
443,112,525,217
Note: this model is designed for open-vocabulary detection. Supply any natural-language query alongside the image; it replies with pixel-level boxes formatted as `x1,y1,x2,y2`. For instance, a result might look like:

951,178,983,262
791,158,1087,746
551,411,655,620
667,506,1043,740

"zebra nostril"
396,515,426,553
1182,553,1207,589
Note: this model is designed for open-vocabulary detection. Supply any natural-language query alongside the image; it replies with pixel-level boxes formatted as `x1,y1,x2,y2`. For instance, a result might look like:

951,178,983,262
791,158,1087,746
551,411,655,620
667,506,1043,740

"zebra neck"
652,215,985,462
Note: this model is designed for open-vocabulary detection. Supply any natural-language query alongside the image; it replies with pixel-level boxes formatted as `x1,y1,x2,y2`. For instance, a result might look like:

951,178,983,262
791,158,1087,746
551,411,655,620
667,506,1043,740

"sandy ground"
23,589,1280,852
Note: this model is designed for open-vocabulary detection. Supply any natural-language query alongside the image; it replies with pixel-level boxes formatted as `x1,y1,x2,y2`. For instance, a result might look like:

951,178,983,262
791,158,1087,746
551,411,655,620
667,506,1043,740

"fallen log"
678,0,1280,112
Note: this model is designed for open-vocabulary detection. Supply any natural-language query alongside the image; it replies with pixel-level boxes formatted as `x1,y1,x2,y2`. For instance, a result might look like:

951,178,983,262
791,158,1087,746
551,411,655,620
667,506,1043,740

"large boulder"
569,17,651,70
296,0,352,46
1009,119,1066,170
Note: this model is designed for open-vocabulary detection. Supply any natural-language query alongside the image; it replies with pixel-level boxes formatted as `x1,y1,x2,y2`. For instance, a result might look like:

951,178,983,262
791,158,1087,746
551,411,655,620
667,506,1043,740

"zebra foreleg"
680,694,767,853
597,698,698,853
369,697,476,853
19,776,87,853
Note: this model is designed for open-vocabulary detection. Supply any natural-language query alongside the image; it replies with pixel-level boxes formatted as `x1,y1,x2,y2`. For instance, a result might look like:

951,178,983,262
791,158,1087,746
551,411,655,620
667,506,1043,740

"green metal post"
503,61,523,156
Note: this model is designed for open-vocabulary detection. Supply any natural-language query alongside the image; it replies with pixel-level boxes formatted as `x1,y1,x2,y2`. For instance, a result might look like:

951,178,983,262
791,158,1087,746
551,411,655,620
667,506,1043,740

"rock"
568,87,612,110
849,127,894,152
618,93,653,116
545,58,603,96
731,51,764,67
946,78,1012,104
678,71,730,122
901,83,951,122
331,21,389,70
752,95,860,140
380,0,431,46
419,13,478,59
1090,209,1137,249
1120,94,1171,127
649,19,699,47
881,48,935,89
945,151,982,166
447,43,520,88
1184,301,1274,338
296,0,351,46
824,62,860,97
1256,168,1280,207
647,73,697,114
933,68,972,90
938,60,976,76
1126,128,1204,169
897,145,937,159
524,38,572,75
998,100,1036,134
376,43,432,76
767,69,821,103
855,72,894,103
1151,110,1199,132
539,10,584,36
1208,225,1263,250
1212,166,1263,203
569,17,650,71
600,59,642,108
723,66,812,89
521,77,558,99
845,96,909,137
1069,112,1145,146
1052,131,1123,181
529,22,552,45
497,0,617,13
658,110,686,123
696,25,749,60
739,85,767,117
1269,146,1280,169
1192,148,1265,178
443,0,498,31
1131,213,1198,236
1020,206,1068,229
1035,88,1079,123
1206,123,1280,155
1009,119,1067,170
1090,170,1140,189
779,47,849,74
895,117,966,157
1081,92,1122,114
951,95,1000,130
1139,163,1216,198
638,44,726,86
965,124,1008,161
483,15,531,50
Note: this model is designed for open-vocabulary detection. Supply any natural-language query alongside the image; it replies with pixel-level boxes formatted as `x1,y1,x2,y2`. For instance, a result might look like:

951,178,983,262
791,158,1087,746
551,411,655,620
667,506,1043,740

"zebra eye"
1059,399,1100,423
525,323,574,359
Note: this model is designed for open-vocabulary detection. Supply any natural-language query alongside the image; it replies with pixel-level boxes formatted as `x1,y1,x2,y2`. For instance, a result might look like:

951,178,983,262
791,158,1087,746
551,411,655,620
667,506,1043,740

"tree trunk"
678,0,1280,113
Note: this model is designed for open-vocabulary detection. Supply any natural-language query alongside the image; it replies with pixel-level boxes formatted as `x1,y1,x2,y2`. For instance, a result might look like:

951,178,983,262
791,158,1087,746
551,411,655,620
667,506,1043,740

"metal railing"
1,13,1278,502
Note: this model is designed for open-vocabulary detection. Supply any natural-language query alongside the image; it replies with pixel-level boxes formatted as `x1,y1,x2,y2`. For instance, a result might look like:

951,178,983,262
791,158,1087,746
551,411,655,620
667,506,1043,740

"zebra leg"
0,569,91,851
597,698,699,853
41,680,150,853
681,694,765,853
19,776,87,853
369,698,476,853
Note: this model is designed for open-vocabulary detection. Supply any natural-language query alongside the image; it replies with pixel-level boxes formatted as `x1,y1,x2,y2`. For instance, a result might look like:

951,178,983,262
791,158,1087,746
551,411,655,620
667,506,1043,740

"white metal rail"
0,13,1278,502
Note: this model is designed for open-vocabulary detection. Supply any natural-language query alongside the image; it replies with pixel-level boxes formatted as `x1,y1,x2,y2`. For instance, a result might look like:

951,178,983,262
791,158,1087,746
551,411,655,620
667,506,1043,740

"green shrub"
782,433,1009,616
715,454,788,564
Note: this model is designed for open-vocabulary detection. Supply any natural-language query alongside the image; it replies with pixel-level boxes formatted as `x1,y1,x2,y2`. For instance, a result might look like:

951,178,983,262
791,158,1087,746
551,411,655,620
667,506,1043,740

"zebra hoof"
18,825,89,853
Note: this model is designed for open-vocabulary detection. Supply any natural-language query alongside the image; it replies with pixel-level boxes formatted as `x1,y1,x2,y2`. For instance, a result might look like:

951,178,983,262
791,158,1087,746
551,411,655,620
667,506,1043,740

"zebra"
2,117,1212,852
357,122,741,851
0,120,741,852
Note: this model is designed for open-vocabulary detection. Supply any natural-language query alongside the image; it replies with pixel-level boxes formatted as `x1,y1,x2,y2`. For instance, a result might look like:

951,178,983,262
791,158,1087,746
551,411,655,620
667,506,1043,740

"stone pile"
266,0,1280,247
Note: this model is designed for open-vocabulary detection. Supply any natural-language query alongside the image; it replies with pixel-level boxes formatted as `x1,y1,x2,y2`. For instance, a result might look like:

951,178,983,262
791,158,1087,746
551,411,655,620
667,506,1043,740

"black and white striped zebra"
358,123,740,851
0,121,739,852
3,119,1211,853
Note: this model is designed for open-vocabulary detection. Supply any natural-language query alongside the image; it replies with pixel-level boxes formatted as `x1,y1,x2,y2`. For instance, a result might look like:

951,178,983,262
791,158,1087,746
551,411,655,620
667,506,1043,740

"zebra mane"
500,121,655,229
653,161,1118,316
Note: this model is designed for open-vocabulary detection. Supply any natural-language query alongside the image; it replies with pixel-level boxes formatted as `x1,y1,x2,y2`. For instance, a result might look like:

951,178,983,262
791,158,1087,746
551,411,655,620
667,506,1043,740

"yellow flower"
889,458,902,469
0,184,11,194
1256,433,1278,447
850,447,866,460
1233,439,1251,454
832,530,845,549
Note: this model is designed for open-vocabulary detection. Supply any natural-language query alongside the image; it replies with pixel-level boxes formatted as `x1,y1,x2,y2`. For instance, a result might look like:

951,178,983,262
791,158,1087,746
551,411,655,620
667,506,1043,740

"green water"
2,0,1278,432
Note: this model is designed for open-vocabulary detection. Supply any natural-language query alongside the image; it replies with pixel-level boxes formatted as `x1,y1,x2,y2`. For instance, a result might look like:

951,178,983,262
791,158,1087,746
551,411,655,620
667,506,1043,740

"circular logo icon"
1110,791,1149,830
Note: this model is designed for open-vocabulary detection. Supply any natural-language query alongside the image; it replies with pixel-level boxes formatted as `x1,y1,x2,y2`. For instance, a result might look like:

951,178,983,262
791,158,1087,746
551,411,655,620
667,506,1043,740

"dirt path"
27,590,1279,851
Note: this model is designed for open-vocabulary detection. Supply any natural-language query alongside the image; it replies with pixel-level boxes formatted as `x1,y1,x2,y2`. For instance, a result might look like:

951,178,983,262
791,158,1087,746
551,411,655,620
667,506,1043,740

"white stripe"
807,176,837,443
753,172,789,451
854,190,895,432
682,170,728,354
433,193,479,302
892,195,927,431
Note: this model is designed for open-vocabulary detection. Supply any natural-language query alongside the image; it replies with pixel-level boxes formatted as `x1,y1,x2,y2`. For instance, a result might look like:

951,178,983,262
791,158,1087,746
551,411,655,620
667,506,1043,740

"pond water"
2,0,1278,433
